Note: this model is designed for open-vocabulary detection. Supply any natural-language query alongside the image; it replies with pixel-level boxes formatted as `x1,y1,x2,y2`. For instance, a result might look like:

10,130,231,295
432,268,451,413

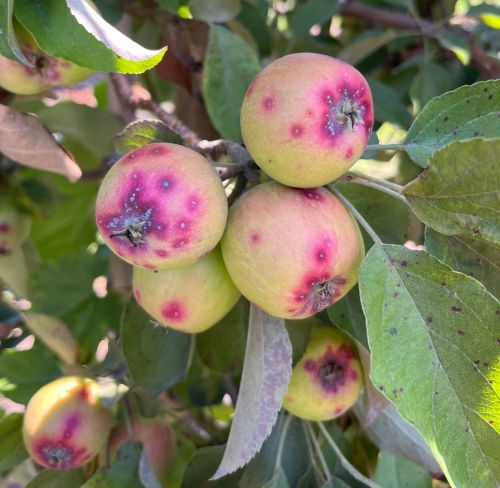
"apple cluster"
94,53,372,421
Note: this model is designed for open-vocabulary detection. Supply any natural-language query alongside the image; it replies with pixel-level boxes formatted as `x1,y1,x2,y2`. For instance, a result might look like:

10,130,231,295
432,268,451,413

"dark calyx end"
41,443,74,469
110,220,147,246
319,359,345,386
334,97,364,131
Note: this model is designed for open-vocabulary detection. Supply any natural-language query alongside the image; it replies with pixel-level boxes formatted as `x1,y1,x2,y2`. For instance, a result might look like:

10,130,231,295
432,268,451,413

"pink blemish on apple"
262,96,275,111
172,237,189,248
334,406,344,415
34,437,89,469
134,288,142,304
304,345,357,394
290,124,304,138
63,415,80,439
345,148,353,159
0,222,10,233
162,301,185,322
78,386,90,402
297,188,323,202
155,249,168,258
187,195,201,212
250,233,261,245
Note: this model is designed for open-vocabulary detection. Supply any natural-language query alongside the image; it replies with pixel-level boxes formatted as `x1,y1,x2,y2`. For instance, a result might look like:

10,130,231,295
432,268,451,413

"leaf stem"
317,422,382,488
328,185,383,245
274,414,293,473
343,172,408,205
304,421,331,481
365,143,407,151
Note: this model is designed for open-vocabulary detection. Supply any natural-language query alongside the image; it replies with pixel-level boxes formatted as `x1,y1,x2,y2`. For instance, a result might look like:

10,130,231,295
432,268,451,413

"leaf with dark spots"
406,80,500,167
359,244,500,487
404,138,500,247
425,228,500,298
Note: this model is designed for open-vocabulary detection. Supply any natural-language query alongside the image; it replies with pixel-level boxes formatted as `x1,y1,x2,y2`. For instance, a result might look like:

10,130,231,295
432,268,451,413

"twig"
317,421,382,488
347,170,404,192
328,185,383,245
110,73,201,148
340,0,500,78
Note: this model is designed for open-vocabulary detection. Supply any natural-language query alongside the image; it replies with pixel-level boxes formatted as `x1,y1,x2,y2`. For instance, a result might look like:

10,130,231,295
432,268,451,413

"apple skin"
108,416,175,484
132,247,240,333
220,182,364,319
95,143,228,271
22,376,114,470
0,30,92,95
0,198,32,255
283,325,363,421
240,52,374,188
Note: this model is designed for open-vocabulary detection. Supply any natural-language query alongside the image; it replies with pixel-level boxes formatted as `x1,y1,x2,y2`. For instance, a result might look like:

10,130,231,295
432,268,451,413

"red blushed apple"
283,325,363,421
108,416,175,484
240,52,374,188
23,376,114,470
132,247,240,333
0,198,31,255
95,143,228,271
0,28,92,95
221,182,364,319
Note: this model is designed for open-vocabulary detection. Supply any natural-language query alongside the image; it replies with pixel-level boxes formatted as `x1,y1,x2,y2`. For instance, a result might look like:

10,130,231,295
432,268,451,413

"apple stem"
328,185,383,245
365,143,406,151
343,171,408,205
304,421,332,481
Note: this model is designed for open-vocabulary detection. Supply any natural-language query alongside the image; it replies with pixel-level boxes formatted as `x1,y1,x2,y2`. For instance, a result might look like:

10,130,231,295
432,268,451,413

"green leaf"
0,413,28,474
359,244,500,488
181,445,242,487
467,5,500,29
212,305,292,479
289,0,339,40
82,441,143,488
236,1,271,56
335,183,410,246
113,120,182,155
0,341,61,404
409,61,450,115
285,319,313,366
425,228,499,298
374,452,432,488
13,0,166,73
30,180,99,260
240,416,311,487
438,32,470,65
203,25,260,142
37,103,123,160
0,0,30,63
26,469,87,488
190,0,241,22
197,299,248,376
263,468,289,488
367,78,412,128
353,398,440,472
327,286,367,349
405,80,500,167
337,30,398,66
121,301,193,395
31,250,123,355
403,138,500,246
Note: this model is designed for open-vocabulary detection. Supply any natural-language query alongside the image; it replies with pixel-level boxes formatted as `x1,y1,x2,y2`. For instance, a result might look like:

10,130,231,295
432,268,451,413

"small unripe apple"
108,416,175,484
221,182,364,319
0,28,92,95
133,247,240,333
95,143,228,270
240,53,374,188
0,198,31,255
283,325,363,420
23,376,114,470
